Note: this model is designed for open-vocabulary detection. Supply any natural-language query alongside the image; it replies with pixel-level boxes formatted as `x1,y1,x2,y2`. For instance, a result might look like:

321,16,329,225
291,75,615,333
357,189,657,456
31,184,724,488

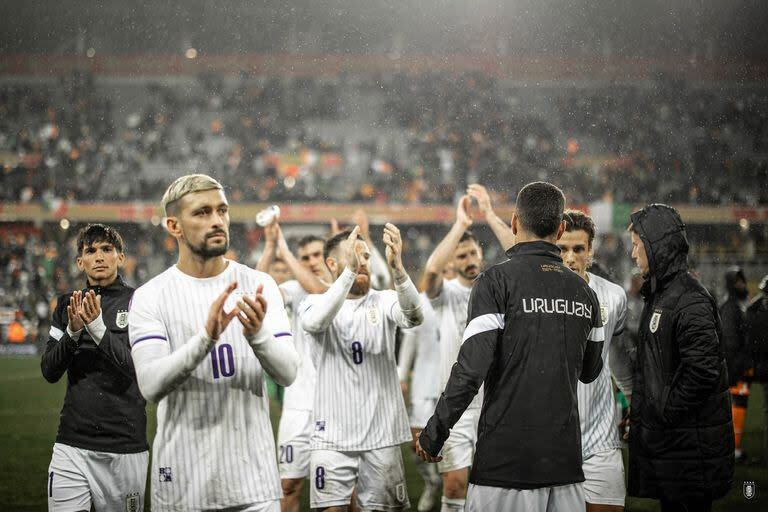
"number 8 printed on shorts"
315,466,326,489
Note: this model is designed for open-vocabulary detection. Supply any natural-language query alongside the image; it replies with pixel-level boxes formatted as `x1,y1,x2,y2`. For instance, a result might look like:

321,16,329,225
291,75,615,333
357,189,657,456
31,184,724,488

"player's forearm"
40,333,77,383
281,248,327,294
422,223,465,297
247,328,299,387
486,212,515,251
97,330,137,377
393,276,423,328
579,340,605,384
608,332,634,395
132,330,216,402
256,241,277,273
300,268,356,333
397,331,417,381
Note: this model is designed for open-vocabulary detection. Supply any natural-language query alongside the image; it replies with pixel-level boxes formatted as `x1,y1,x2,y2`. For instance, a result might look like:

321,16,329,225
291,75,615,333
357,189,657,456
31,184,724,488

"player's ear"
76,255,85,272
165,216,181,238
116,251,126,267
555,220,566,241
511,213,519,235
325,256,338,275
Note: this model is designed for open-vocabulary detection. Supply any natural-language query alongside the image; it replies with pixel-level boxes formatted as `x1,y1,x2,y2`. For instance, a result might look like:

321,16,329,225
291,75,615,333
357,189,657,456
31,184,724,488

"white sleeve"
386,276,423,329
299,268,356,333
129,286,215,402
247,275,299,387
608,292,633,395
397,328,418,381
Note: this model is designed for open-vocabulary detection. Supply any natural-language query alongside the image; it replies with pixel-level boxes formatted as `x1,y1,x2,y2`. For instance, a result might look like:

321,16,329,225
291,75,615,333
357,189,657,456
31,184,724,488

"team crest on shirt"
159,467,172,482
125,492,140,512
315,420,326,432
600,305,609,325
367,305,380,325
115,310,129,329
649,310,662,333
744,480,756,500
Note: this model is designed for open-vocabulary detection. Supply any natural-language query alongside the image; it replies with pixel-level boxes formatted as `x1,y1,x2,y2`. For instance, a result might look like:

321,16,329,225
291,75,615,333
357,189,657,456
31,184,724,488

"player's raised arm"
300,227,366,333
237,282,299,387
256,218,280,274
421,196,473,299
131,282,240,402
41,292,83,383
467,183,516,251
78,289,136,377
274,223,327,294
383,222,423,328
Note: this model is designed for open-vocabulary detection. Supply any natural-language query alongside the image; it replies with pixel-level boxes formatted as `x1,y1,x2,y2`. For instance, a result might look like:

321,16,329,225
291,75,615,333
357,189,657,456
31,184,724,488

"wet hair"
76,223,125,256
563,209,596,247
324,230,365,260
297,234,325,250
458,230,478,245
161,173,223,216
516,182,566,238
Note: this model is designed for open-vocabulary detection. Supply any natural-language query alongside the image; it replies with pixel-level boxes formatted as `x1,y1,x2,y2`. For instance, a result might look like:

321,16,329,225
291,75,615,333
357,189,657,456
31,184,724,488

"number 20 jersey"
299,290,412,452
129,260,292,511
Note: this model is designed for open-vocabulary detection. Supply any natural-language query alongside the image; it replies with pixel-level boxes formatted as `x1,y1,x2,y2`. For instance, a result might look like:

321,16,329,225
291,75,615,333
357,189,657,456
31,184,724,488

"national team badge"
125,492,140,512
315,420,326,432
159,467,172,482
600,306,608,325
367,305,380,325
744,480,756,500
649,311,662,333
396,483,406,502
116,310,129,329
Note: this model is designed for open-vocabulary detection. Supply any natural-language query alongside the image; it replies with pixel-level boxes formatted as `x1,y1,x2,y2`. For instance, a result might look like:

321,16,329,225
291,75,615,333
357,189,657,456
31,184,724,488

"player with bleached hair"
129,173,299,511
299,224,423,511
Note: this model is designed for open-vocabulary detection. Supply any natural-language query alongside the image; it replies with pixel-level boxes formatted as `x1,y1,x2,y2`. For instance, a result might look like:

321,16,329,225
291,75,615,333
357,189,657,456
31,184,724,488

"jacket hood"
630,204,689,296
725,266,747,299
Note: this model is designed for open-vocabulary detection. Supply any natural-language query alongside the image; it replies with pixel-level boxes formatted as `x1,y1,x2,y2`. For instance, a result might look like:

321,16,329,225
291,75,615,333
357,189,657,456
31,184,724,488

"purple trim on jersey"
274,332,292,338
131,335,168,347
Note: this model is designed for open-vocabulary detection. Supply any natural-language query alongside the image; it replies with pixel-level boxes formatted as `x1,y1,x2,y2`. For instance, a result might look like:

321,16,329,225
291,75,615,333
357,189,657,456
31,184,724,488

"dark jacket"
40,276,148,453
627,204,733,501
420,241,604,489
720,268,749,385
747,290,768,382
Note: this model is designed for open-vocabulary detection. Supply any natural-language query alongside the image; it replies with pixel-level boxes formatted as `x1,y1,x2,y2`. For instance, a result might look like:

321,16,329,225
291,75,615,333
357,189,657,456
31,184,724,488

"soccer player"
558,210,633,512
129,174,299,511
398,292,443,511
299,225,423,511
257,221,329,512
420,196,484,512
417,182,605,512
41,223,148,512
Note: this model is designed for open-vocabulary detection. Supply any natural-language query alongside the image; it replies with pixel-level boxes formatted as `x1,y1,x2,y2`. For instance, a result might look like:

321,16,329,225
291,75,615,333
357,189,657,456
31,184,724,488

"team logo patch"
367,305,380,325
125,492,140,512
115,310,129,329
600,306,608,325
649,310,662,333
396,483,406,502
744,480,756,500
159,467,172,482
315,420,326,432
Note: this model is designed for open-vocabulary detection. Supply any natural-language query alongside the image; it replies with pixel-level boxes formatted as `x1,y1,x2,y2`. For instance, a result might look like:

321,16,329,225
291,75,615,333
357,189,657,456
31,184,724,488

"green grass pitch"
1,357,766,510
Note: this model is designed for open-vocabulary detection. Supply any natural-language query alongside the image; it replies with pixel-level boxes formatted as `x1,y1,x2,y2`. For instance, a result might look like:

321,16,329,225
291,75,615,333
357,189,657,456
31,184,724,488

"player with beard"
129,174,299,511
299,226,423,511
257,221,329,512
558,210,633,512
420,196,484,512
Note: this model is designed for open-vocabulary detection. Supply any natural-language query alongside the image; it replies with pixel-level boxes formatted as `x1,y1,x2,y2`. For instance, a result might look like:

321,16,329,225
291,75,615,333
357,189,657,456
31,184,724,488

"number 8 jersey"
129,260,292,511
299,289,412,452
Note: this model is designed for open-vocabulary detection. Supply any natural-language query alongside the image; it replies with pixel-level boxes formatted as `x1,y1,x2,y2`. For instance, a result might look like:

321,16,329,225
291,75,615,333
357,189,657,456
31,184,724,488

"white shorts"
409,397,438,429
277,409,313,479
310,446,410,511
437,407,479,474
47,442,148,512
583,448,626,506
467,482,584,512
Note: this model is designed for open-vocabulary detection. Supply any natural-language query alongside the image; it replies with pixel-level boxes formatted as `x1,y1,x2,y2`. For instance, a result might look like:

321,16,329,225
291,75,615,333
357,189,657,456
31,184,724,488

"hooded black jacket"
420,241,604,489
627,204,733,501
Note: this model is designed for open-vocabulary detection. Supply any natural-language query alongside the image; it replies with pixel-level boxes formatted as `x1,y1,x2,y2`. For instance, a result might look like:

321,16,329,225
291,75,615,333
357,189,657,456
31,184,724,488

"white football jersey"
300,289,411,451
431,278,482,409
402,295,441,401
280,279,316,411
129,260,291,510
578,271,628,459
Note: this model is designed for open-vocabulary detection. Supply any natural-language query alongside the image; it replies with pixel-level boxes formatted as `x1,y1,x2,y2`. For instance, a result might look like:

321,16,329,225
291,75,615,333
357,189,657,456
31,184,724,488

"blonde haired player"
129,174,299,511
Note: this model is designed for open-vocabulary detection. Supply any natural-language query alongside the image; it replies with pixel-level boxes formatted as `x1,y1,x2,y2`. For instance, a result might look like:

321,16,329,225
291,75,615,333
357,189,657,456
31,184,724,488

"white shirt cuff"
85,313,107,345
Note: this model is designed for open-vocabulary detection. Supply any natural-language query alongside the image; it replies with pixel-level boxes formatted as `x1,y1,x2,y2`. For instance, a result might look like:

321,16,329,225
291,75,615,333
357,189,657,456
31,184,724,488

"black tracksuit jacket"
420,241,604,489
41,276,147,453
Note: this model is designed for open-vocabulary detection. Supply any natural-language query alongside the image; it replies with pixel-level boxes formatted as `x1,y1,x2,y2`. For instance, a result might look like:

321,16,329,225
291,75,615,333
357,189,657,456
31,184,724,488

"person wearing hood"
720,267,751,463
746,275,768,464
627,204,733,512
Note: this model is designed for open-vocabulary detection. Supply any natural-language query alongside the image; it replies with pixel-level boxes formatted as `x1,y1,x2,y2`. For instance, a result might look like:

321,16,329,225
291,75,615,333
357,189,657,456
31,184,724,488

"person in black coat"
627,204,733,512
746,275,768,463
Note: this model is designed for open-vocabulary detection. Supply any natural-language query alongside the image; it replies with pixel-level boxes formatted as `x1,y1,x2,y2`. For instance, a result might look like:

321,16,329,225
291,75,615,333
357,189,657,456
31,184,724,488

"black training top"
41,276,148,453
420,241,604,489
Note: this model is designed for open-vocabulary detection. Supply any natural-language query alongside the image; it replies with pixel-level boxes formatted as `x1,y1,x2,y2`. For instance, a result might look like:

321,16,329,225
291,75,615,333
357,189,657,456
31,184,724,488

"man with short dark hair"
627,204,733,512
417,181,605,511
42,223,148,511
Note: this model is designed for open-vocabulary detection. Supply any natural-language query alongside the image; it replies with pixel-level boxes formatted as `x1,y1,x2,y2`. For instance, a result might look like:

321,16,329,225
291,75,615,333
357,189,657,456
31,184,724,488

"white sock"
441,496,465,512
